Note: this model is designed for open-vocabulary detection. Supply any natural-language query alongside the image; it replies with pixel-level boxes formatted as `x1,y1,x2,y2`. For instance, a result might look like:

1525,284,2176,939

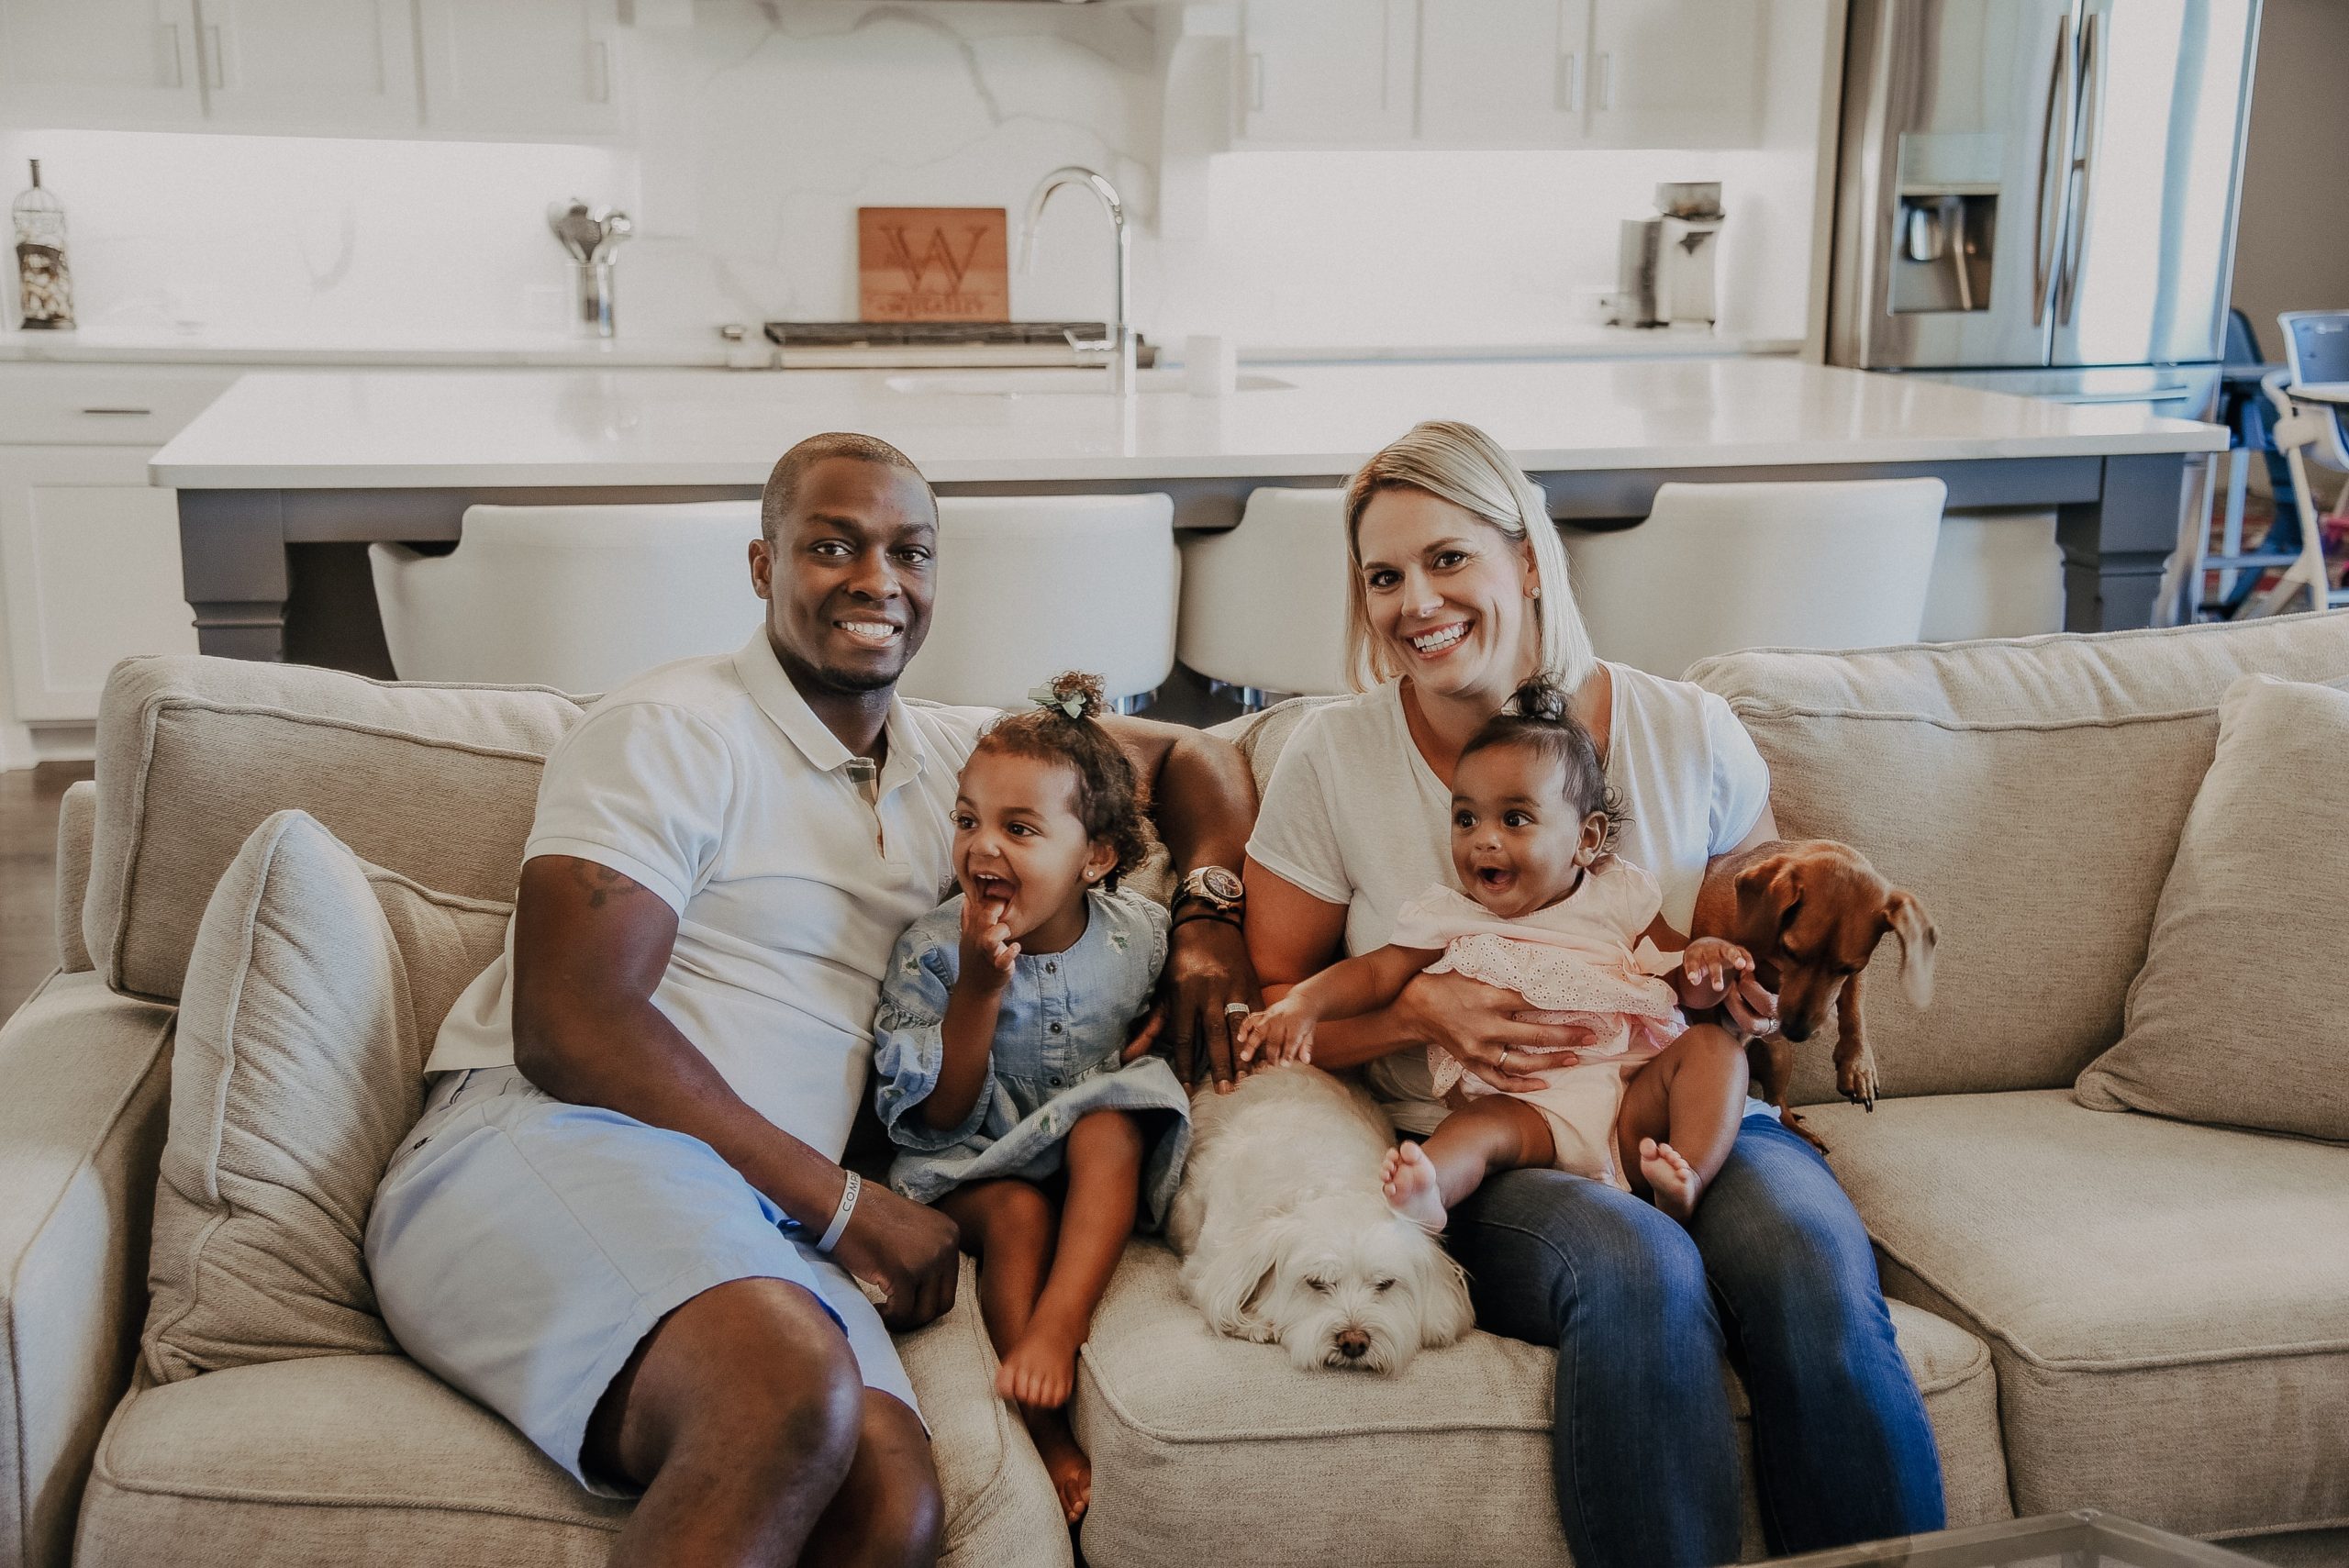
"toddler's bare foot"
996,1312,1083,1409
1381,1140,1449,1230
1640,1136,1703,1222
1026,1408,1093,1523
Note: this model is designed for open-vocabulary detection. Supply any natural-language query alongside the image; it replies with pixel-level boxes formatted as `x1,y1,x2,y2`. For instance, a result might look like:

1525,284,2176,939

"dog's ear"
1885,889,1936,1007
1186,1219,1287,1340
1409,1235,1476,1349
1733,854,1800,941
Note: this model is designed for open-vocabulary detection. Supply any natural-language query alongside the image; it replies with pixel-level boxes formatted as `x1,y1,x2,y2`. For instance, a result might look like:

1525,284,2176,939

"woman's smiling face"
1354,486,1540,706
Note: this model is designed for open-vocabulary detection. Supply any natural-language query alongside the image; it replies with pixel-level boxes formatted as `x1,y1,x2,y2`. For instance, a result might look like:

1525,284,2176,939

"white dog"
1167,1063,1474,1373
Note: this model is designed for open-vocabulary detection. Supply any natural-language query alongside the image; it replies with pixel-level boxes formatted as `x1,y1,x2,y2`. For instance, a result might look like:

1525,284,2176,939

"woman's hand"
955,894,1019,993
1394,970,1596,1094
1157,917,1261,1093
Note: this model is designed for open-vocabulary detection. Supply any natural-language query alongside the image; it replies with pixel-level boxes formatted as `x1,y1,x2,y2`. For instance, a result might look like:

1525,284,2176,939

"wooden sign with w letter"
858,206,1009,322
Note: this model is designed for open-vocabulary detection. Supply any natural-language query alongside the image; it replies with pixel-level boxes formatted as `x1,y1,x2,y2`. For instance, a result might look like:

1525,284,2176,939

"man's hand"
1157,917,1259,1093
829,1177,962,1330
1394,970,1595,1093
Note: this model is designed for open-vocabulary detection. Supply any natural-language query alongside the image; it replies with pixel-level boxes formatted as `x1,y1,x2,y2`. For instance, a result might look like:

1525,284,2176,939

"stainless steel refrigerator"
1826,0,2261,419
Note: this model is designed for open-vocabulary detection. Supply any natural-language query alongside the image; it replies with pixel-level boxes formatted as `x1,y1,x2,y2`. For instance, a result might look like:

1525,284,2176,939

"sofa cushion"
144,811,510,1380
87,654,585,1002
1805,1089,2349,1540
82,1257,1069,1568
2076,676,2349,1140
1072,1242,2008,1567
1688,613,2349,1106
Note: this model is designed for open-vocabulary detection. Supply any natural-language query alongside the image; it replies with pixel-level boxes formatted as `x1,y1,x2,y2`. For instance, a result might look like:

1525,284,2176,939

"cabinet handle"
1246,50,1264,112
1555,50,1579,112
1595,51,1613,110
203,24,225,90
81,407,153,417
160,23,184,88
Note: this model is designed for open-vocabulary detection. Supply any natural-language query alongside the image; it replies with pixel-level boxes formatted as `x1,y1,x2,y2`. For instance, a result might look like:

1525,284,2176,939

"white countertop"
2,320,1783,371
150,358,2225,490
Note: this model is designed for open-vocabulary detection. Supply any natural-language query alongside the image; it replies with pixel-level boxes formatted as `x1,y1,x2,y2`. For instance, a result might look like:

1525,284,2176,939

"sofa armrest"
56,781,95,976
0,973,173,1568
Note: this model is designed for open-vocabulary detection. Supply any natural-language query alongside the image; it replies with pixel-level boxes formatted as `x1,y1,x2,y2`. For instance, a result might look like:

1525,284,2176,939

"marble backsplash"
0,0,1822,353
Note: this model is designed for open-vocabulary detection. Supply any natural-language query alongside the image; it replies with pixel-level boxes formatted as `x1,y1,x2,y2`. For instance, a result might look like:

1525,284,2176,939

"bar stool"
1176,487,1353,707
368,502,761,692
900,494,1178,710
1561,478,1946,678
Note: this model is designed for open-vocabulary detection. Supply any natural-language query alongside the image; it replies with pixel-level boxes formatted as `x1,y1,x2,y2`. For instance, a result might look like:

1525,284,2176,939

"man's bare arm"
510,854,959,1327
1098,715,1262,1087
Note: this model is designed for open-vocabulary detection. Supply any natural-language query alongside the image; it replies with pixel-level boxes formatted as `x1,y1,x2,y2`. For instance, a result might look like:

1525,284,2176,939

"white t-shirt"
426,628,993,1159
1245,667,1770,1132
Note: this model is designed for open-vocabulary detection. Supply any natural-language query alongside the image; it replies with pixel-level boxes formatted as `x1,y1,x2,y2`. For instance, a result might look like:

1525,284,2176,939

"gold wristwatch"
1172,865,1245,926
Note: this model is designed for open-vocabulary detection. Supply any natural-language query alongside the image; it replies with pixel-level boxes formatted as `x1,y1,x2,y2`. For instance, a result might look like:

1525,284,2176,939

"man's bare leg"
799,1391,943,1568
584,1276,870,1568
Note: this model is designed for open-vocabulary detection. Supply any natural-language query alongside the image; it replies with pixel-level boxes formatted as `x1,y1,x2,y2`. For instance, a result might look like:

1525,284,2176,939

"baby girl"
1240,678,1753,1226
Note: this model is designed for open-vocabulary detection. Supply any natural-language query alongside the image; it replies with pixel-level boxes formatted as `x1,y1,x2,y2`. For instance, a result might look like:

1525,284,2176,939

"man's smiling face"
751,454,939,696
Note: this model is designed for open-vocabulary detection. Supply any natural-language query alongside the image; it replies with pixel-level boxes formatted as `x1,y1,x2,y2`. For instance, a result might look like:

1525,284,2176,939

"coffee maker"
1612,182,1724,329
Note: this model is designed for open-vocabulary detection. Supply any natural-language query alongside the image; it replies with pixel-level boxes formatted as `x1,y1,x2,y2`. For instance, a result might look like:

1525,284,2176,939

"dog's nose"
1781,1020,1811,1043
1337,1329,1370,1359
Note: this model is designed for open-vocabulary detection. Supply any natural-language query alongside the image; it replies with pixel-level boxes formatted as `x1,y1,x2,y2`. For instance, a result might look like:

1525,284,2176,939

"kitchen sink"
882,368,1294,396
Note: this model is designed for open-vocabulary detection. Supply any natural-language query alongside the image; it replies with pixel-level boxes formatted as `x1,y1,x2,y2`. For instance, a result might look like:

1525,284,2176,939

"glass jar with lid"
13,159,75,330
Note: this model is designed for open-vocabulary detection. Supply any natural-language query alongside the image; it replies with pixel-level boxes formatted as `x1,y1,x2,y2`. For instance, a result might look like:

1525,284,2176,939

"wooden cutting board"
857,206,1009,322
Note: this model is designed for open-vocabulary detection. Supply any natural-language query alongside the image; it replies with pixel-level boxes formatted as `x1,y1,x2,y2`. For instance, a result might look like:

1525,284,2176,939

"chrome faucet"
1019,165,1135,396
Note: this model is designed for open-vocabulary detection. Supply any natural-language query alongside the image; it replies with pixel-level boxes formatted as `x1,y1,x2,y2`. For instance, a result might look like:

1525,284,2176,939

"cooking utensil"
586,206,632,261
546,199,600,262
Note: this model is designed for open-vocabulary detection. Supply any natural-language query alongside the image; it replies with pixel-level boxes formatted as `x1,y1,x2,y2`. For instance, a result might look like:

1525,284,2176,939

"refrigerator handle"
2032,10,2076,325
2055,8,2101,328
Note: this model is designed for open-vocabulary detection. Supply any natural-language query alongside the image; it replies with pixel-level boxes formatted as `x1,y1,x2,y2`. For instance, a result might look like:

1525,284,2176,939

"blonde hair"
1341,420,1595,693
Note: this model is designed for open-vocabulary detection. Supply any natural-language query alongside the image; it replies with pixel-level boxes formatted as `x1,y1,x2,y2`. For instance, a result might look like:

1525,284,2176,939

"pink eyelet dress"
1388,857,1685,1190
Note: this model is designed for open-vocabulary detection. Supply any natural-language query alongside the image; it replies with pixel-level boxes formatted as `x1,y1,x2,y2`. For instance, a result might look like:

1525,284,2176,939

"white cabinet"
1234,0,1765,150
0,0,206,128
1417,0,1591,148
0,445,198,724
1235,0,1414,148
416,0,624,139
1586,0,1763,149
195,0,419,132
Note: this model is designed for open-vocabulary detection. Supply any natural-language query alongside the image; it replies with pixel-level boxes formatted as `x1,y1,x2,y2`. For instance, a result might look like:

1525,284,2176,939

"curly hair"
1458,677,1627,851
972,671,1152,890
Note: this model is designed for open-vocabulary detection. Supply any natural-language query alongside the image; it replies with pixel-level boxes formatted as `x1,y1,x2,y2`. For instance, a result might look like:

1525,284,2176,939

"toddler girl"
1240,678,1753,1227
873,671,1190,1522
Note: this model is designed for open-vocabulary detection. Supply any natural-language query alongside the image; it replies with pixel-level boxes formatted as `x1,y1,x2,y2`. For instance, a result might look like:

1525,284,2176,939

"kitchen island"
150,358,2225,663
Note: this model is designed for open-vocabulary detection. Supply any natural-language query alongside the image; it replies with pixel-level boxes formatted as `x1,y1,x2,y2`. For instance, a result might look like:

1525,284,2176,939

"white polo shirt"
425,628,993,1159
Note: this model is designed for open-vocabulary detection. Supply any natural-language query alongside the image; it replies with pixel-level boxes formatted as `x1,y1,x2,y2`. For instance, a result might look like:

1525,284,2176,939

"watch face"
1197,866,1244,904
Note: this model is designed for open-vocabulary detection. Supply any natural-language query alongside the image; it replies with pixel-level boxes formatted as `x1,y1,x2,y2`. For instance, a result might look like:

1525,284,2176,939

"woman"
1242,420,1944,1567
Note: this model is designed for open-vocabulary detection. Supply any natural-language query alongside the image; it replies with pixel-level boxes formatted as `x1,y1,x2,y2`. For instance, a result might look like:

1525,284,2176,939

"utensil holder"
573,261,616,339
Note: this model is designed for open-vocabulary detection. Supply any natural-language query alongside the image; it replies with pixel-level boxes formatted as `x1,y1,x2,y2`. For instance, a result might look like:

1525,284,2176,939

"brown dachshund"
1690,840,1935,1151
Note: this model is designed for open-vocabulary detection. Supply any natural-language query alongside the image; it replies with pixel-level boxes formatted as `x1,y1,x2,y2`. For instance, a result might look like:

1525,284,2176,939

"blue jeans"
1446,1114,1945,1567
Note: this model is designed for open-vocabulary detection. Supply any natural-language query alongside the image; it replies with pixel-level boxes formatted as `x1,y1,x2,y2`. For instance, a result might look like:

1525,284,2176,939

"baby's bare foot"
1382,1140,1449,1230
1640,1137,1704,1223
1026,1409,1093,1523
996,1314,1082,1409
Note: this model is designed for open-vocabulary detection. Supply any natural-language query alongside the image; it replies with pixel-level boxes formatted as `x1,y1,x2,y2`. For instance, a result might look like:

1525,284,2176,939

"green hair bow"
1028,684,1085,720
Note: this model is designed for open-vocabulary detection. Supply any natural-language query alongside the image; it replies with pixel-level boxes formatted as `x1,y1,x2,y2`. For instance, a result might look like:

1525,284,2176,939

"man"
365,432,1259,1567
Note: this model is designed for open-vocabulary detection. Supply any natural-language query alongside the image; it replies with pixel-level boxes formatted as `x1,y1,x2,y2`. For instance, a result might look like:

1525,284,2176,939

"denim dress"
873,886,1193,1227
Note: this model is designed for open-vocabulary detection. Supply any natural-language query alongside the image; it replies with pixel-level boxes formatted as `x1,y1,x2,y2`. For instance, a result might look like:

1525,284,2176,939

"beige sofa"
3,614,2344,1568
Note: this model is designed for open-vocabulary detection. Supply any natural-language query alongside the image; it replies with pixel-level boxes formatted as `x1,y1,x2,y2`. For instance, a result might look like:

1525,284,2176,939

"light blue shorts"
364,1066,918,1496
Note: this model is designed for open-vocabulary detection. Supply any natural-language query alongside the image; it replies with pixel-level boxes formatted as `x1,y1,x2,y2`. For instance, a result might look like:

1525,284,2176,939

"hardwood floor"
2,762,93,1024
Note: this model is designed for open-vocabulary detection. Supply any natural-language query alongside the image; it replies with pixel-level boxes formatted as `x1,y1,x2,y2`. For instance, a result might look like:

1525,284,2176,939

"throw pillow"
143,809,511,1381
2076,674,2349,1140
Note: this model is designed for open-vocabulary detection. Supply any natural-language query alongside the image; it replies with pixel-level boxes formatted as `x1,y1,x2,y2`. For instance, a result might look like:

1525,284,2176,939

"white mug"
1183,334,1239,397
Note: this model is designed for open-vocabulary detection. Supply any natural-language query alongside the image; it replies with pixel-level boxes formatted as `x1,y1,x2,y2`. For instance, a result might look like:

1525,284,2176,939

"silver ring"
1224,1001,1252,1018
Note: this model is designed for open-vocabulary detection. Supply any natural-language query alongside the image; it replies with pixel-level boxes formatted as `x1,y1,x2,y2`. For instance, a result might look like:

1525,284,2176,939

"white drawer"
0,364,241,447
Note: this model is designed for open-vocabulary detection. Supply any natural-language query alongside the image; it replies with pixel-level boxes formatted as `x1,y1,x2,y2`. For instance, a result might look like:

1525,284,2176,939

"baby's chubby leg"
1615,1024,1752,1223
1383,1095,1556,1231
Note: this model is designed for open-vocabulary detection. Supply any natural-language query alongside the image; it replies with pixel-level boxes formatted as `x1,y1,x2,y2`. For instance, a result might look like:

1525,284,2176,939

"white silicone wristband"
817,1170,861,1253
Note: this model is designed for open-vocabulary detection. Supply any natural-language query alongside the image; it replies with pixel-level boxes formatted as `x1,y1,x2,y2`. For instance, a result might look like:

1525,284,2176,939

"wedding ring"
1224,1002,1252,1018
